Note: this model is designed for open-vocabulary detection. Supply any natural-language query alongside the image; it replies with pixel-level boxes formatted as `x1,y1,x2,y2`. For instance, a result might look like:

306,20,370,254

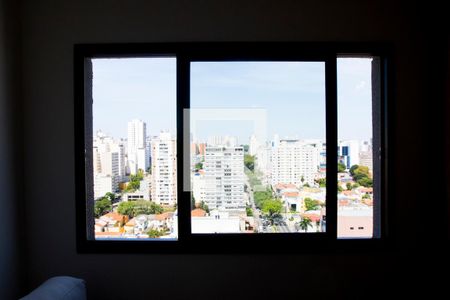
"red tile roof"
155,212,173,221
101,212,125,222
301,214,321,222
191,208,206,217
283,192,299,197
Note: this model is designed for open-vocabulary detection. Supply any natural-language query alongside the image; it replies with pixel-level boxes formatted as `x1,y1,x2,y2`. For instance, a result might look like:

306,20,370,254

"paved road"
245,175,294,233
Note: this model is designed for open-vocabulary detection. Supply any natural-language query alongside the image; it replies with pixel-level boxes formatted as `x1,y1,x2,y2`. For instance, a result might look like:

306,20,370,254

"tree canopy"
349,165,373,187
262,199,283,216
338,162,347,173
253,189,273,208
118,200,164,218
299,217,312,232
94,197,112,218
315,178,326,187
195,162,203,170
244,154,255,171
304,197,320,211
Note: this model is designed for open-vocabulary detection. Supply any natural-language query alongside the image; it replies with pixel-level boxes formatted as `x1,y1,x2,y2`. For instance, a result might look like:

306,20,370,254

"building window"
75,43,390,252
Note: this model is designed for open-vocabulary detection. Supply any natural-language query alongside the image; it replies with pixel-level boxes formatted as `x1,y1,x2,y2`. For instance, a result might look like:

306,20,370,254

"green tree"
191,196,196,210
262,199,282,217
133,201,163,216
117,201,135,217
147,228,164,238
195,162,203,170
346,182,353,190
244,154,255,171
349,165,359,176
126,180,140,192
246,207,254,217
118,201,164,218
304,197,320,211
315,178,326,187
362,193,371,199
303,183,310,188
338,184,343,192
338,162,347,173
199,201,209,213
253,189,273,208
104,192,115,203
357,177,373,187
94,197,112,218
350,165,370,180
299,217,312,233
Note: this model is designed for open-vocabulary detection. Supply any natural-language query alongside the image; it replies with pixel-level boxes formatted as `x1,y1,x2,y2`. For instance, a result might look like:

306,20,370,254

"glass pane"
337,57,379,239
189,61,326,234
90,57,177,240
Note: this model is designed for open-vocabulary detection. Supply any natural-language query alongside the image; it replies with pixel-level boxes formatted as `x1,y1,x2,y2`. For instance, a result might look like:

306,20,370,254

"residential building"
271,138,320,187
93,131,124,198
191,210,241,233
337,205,373,238
204,145,245,211
192,172,206,206
151,132,177,206
249,134,259,156
338,140,360,169
255,143,272,186
127,119,149,174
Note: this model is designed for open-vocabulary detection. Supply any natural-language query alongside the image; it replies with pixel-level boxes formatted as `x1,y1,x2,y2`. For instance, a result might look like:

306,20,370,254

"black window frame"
74,42,393,253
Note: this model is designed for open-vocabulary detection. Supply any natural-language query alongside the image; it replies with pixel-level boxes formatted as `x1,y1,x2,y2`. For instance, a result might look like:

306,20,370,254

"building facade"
127,119,149,174
271,138,320,187
204,145,245,211
151,132,177,206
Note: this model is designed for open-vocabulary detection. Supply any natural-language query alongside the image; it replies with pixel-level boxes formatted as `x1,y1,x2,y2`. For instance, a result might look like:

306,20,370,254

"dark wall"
0,0,23,299
19,0,448,299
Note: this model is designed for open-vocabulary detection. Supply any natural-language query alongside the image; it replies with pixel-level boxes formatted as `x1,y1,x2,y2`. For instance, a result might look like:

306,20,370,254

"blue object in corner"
20,276,86,300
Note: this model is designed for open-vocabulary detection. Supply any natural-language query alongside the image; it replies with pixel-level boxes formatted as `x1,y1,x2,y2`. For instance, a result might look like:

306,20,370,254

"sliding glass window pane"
337,57,380,239
189,61,326,234
90,57,177,240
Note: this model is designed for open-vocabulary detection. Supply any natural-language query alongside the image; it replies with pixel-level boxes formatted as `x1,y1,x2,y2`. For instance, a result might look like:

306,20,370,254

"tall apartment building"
338,140,360,169
271,138,320,187
93,131,125,198
127,119,149,175
207,135,238,147
151,132,177,206
204,145,245,211
249,134,259,156
255,143,272,186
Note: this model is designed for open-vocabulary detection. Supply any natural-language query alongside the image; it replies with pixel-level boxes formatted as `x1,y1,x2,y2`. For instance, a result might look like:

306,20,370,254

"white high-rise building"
192,172,206,206
271,138,320,187
359,141,373,173
255,143,272,186
93,131,124,198
204,145,245,211
151,132,177,206
127,119,149,174
207,135,238,147
249,134,260,156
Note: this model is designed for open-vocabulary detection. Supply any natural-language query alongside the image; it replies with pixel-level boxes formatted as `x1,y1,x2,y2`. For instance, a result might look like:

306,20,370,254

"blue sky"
92,57,177,138
92,57,372,143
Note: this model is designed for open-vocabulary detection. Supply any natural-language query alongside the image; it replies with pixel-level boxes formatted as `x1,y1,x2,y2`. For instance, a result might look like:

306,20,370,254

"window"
337,57,382,239
75,43,390,252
